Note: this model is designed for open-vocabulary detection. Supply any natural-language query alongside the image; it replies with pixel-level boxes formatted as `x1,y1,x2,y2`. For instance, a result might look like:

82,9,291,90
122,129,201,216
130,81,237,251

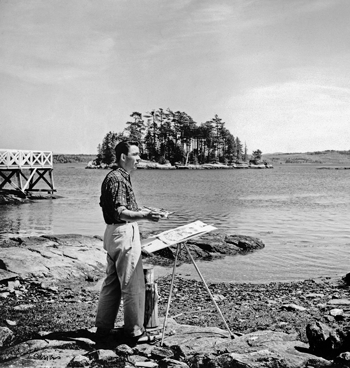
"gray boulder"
0,232,264,281
161,319,317,368
344,272,350,285
0,235,106,281
0,319,321,368
154,232,264,262
306,321,350,358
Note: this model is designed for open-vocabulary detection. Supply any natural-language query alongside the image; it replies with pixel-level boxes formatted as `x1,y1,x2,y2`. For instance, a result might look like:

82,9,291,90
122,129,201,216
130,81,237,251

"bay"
1,163,350,283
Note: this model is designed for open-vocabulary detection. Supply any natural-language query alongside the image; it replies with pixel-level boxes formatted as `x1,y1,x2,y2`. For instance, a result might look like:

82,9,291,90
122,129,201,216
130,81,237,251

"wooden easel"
160,241,235,346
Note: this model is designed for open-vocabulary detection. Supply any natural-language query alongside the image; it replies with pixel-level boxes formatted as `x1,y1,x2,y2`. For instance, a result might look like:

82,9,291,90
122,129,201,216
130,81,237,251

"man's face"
123,145,140,173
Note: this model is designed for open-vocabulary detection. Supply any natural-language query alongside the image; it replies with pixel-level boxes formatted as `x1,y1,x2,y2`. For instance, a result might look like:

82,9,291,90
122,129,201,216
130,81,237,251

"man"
95,141,161,342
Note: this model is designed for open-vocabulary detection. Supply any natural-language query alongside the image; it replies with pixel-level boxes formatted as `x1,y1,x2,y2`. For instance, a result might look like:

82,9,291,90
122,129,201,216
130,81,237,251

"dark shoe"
127,331,161,345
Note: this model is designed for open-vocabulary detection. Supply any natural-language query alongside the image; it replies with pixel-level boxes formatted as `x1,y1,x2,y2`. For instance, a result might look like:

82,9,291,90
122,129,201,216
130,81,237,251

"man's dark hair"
115,141,139,162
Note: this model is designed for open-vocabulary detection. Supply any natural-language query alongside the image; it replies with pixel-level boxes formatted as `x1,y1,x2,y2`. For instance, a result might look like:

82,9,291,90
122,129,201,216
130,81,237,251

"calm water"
1,163,350,283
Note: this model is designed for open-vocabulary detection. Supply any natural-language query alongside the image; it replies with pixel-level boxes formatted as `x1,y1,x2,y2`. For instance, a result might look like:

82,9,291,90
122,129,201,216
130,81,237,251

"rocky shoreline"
1,233,350,367
0,192,61,205
85,160,273,170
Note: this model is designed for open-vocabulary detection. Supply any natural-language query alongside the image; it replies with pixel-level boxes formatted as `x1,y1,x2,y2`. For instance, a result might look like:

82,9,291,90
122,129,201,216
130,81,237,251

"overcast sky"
1,0,349,154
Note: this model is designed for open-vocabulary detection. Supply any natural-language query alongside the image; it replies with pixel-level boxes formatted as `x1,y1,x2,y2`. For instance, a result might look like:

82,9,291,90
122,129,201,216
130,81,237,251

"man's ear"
121,153,126,162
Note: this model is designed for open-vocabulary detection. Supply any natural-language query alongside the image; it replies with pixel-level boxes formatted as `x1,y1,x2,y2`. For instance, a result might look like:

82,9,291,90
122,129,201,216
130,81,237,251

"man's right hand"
143,210,161,222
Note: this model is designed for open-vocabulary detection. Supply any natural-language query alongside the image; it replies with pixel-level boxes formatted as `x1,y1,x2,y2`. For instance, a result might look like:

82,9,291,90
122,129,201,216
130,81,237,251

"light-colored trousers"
95,222,145,337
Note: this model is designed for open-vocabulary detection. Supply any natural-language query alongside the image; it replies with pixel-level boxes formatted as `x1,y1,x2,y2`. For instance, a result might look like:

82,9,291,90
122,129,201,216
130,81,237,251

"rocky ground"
1,233,350,367
1,272,350,367
2,272,348,345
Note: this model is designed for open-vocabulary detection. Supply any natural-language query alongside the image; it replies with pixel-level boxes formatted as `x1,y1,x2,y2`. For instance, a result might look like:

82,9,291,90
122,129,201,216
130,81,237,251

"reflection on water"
1,163,350,282
0,201,54,237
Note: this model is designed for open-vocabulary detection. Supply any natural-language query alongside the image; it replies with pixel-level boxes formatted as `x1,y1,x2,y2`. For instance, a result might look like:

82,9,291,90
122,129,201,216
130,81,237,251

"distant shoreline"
53,154,96,164
53,150,350,166
85,161,273,170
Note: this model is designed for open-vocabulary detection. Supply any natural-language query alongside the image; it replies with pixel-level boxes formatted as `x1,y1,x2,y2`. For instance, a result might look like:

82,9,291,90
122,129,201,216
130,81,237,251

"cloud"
1,0,350,154
228,79,350,152
0,1,116,85
295,0,343,14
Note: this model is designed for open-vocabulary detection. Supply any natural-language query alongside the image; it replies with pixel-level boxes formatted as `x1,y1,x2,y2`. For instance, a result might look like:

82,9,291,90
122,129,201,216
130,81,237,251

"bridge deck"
0,149,53,168
0,149,55,195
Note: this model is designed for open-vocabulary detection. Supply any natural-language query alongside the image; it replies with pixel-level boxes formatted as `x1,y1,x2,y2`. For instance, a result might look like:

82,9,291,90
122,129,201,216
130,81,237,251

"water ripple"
1,164,350,282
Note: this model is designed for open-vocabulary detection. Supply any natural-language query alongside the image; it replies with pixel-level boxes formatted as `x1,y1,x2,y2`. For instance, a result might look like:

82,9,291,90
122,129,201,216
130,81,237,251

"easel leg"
183,243,235,339
161,243,182,346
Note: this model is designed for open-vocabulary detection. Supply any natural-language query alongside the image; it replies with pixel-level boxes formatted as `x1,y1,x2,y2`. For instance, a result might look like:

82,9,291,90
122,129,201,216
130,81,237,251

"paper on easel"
157,220,216,245
141,220,217,253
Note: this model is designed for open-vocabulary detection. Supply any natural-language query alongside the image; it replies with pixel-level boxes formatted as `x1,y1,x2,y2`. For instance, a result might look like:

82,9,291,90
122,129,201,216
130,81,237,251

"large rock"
0,339,87,366
188,232,264,254
0,235,106,281
0,269,18,283
0,232,264,281
160,319,319,368
306,321,350,359
154,232,264,261
0,319,327,368
344,272,350,285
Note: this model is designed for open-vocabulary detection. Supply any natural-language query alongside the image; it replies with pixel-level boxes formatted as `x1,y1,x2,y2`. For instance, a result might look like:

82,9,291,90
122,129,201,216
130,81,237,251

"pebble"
68,354,90,366
305,293,325,299
213,294,226,302
116,344,135,356
327,299,350,306
92,349,118,362
14,304,35,311
129,355,152,365
8,280,21,290
6,320,16,326
41,283,59,292
281,304,307,312
329,308,344,317
135,362,158,368
151,346,174,360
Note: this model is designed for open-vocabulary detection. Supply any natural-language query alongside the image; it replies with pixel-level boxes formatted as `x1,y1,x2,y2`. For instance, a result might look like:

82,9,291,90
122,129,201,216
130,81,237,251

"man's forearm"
119,209,146,222
119,209,161,223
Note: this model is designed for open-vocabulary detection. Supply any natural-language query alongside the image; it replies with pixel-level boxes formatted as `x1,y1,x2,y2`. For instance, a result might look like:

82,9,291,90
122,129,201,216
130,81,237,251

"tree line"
95,108,262,166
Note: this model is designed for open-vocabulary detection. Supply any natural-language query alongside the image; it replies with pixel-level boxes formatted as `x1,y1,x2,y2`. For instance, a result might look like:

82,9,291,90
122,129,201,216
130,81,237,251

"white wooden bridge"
0,149,56,196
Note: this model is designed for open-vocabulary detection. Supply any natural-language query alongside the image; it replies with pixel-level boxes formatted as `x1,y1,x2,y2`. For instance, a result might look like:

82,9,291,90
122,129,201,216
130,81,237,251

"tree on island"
95,108,247,166
125,112,146,145
96,131,119,165
250,149,263,164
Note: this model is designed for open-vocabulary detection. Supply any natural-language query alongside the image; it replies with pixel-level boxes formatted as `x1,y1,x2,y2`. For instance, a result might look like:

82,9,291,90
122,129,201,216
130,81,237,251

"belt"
108,221,130,225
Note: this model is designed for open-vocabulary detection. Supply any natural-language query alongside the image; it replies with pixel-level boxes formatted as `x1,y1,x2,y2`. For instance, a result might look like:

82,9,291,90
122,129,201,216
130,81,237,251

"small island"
81,111,274,171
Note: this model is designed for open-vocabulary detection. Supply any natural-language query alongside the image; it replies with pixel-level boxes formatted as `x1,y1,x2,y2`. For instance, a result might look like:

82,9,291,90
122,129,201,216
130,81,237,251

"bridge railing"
0,149,53,168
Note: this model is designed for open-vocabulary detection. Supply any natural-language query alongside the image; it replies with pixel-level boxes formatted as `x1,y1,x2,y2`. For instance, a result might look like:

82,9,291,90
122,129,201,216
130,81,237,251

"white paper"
141,220,217,253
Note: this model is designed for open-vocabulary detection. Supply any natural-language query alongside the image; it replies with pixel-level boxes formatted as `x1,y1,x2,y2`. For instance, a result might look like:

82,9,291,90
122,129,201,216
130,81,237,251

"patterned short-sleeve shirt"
99,167,139,224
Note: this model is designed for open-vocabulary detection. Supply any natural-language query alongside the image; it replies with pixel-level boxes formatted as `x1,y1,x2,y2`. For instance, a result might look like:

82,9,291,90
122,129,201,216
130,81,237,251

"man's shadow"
40,328,135,350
